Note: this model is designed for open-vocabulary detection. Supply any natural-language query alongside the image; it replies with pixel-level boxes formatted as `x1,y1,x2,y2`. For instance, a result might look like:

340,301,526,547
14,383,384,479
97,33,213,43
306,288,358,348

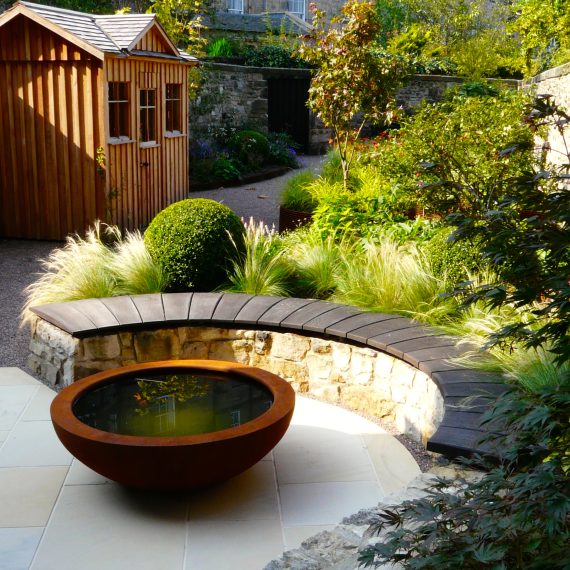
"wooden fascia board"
124,54,196,66
128,19,178,55
0,4,105,60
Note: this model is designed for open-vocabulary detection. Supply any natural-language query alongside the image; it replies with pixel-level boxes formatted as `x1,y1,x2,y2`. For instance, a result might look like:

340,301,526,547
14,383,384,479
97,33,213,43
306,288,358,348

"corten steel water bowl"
50,360,295,490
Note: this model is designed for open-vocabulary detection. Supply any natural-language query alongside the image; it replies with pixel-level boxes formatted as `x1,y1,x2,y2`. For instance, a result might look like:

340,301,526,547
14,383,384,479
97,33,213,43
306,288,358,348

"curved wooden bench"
30,292,508,459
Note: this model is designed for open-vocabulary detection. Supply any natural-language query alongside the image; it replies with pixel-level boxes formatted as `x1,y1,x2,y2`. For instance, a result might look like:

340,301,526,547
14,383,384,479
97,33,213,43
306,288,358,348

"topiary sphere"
144,199,245,291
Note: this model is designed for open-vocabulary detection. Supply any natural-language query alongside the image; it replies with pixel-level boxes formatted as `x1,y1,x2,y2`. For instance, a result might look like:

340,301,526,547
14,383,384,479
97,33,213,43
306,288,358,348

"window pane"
139,89,156,143
108,82,129,138
165,84,182,133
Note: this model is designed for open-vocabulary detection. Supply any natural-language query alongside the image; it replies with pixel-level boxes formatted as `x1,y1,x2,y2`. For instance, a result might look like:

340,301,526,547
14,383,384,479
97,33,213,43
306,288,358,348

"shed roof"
0,1,196,61
205,12,311,35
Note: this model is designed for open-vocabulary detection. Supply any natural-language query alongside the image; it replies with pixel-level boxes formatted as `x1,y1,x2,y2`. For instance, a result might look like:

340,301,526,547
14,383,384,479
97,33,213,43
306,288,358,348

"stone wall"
525,63,570,166
190,65,520,154
28,321,444,446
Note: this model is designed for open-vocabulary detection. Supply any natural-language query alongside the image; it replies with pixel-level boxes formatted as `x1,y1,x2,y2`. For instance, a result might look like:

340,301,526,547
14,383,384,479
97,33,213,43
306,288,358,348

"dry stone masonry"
29,322,443,445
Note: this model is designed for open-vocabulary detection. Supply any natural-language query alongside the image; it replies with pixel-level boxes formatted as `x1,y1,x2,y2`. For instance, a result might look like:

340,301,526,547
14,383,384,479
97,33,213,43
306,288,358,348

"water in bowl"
72,372,273,437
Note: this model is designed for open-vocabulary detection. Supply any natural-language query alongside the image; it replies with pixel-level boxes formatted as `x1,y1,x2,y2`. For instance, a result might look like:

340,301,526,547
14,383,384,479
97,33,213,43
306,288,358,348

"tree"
297,0,409,189
148,0,208,54
509,0,570,75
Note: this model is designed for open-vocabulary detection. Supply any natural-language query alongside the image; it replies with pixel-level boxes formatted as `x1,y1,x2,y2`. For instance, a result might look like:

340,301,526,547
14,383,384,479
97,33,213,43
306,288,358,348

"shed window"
108,82,130,139
139,89,156,144
165,84,182,133
227,0,243,13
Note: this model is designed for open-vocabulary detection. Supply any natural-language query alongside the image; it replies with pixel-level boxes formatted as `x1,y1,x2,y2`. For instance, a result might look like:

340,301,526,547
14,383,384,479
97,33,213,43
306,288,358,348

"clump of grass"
333,238,455,320
283,228,344,299
280,171,318,212
441,300,566,392
109,230,168,295
225,218,290,296
22,222,167,326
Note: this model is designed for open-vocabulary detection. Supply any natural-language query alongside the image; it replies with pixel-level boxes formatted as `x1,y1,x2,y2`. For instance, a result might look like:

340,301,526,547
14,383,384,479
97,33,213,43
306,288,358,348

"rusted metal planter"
278,205,313,233
50,360,295,490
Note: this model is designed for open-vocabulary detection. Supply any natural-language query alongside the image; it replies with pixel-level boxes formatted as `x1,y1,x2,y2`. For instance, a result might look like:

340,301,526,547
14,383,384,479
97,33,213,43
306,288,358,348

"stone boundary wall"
29,321,443,446
190,63,520,154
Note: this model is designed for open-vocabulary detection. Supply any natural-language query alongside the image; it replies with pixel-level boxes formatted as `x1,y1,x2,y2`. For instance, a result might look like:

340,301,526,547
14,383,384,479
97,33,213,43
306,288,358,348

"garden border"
30,292,507,460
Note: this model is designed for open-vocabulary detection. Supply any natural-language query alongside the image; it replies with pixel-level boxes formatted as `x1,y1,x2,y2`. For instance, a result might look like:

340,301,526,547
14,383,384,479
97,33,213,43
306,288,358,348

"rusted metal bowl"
50,360,295,490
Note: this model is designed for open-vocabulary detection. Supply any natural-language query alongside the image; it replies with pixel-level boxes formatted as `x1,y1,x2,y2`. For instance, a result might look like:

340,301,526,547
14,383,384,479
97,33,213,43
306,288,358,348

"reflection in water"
72,372,273,437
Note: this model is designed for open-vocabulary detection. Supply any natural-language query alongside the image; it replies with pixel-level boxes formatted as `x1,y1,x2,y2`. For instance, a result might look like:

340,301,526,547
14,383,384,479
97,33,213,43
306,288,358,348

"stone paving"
0,367,421,570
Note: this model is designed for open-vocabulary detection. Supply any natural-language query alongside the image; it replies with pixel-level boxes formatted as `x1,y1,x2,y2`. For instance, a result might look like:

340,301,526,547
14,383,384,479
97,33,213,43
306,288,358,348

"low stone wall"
29,322,443,446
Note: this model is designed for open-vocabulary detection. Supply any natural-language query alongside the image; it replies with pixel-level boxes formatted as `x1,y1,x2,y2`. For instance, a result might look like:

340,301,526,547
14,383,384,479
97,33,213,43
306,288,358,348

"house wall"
0,14,106,239
103,55,189,231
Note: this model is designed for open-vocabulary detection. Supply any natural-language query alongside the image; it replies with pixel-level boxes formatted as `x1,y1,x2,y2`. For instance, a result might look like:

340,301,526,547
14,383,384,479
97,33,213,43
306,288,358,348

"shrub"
280,171,318,212
370,90,536,218
228,130,270,170
243,45,306,68
421,227,488,288
212,157,241,182
144,199,245,291
225,218,290,296
267,132,300,168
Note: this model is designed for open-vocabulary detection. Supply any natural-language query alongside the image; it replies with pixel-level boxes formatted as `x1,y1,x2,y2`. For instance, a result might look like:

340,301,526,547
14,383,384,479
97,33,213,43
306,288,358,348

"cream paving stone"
187,460,279,521
363,433,421,496
31,484,188,570
274,425,376,484
0,420,72,467
185,519,284,570
0,430,10,444
0,466,68,527
0,527,44,570
0,386,39,430
283,524,336,550
279,481,384,526
0,368,39,386
21,386,56,421
65,459,112,486
291,397,385,435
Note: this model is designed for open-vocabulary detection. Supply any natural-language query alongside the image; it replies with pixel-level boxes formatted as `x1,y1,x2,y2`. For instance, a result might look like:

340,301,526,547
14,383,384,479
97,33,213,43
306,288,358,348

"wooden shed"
0,1,196,240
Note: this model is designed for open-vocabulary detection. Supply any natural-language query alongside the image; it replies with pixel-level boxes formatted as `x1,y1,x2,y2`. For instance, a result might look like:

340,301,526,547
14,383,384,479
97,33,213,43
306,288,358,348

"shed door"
138,85,163,228
268,77,310,153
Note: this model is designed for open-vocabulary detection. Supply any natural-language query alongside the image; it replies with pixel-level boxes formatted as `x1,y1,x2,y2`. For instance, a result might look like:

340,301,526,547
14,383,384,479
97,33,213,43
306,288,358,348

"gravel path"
191,154,325,228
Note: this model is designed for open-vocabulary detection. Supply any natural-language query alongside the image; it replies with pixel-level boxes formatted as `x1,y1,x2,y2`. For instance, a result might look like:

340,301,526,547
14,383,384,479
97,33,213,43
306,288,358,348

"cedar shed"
0,1,196,240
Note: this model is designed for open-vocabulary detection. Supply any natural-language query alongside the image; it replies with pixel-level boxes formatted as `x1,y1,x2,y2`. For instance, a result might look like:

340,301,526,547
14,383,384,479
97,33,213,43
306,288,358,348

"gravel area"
0,238,59,370
0,155,435,471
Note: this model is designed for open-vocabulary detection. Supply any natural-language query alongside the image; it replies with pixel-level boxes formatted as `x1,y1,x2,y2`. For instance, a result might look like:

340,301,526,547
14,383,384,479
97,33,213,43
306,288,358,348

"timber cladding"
0,2,195,240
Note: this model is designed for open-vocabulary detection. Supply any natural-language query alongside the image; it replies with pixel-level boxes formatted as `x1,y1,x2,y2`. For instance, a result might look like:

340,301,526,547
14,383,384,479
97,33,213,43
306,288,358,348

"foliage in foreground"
359,380,570,569
22,223,167,325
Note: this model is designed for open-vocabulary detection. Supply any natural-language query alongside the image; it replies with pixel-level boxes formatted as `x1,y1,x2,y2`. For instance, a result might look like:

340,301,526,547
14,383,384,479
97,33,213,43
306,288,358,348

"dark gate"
267,77,310,153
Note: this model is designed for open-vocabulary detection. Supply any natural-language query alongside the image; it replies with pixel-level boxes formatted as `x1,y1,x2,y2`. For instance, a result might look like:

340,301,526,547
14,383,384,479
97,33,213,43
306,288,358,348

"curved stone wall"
29,321,444,446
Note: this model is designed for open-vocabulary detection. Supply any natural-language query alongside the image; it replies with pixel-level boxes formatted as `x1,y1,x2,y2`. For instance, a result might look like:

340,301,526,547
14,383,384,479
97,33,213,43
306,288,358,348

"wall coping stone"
30,292,508,460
